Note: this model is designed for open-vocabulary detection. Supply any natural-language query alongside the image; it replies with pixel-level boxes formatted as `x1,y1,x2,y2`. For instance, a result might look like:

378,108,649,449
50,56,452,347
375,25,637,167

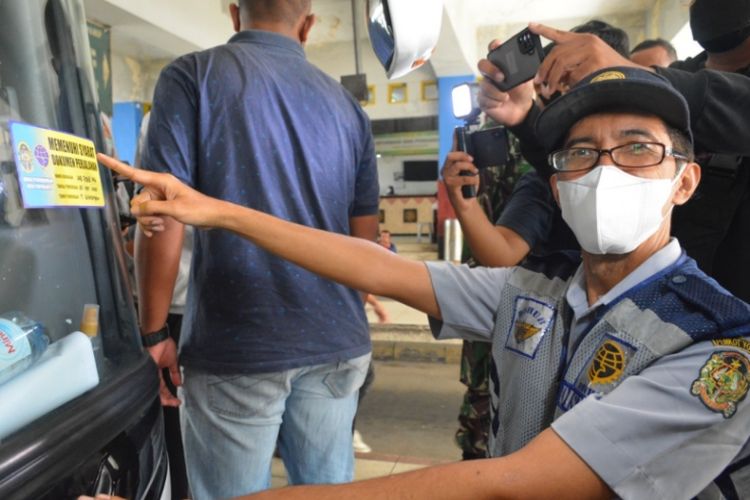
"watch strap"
141,323,170,347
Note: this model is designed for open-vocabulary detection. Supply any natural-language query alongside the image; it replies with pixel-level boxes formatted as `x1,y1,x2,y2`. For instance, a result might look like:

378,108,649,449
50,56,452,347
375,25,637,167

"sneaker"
352,429,372,453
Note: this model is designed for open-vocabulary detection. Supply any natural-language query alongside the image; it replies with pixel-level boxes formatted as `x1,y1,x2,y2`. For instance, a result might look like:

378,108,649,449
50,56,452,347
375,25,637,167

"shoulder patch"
691,350,750,418
712,338,750,355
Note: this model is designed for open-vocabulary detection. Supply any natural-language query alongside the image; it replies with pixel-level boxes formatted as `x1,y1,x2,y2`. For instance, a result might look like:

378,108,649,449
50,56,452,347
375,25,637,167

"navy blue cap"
536,66,692,153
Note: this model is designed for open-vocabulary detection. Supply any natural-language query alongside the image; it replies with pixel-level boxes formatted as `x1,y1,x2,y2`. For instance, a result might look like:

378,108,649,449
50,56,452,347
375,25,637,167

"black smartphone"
455,126,511,198
468,126,510,169
455,126,476,199
487,28,544,92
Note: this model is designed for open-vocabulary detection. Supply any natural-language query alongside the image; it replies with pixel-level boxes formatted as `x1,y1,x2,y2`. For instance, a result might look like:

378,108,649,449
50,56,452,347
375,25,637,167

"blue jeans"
179,353,370,500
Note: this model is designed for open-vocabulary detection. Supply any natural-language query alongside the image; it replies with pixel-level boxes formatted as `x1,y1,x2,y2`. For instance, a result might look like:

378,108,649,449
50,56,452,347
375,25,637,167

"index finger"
528,22,570,43
97,153,161,187
446,150,474,165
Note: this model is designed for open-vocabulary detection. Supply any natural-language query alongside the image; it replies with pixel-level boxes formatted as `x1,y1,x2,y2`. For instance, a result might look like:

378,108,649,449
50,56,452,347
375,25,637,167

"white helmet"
367,0,443,79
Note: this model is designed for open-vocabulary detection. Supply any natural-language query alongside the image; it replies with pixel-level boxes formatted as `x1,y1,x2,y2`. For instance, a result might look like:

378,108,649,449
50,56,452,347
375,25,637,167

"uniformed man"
97,66,750,499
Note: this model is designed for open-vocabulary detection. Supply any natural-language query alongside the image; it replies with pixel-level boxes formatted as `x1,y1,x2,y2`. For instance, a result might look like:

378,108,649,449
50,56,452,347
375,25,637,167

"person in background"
630,38,678,67
96,64,750,498
133,110,191,500
668,0,750,306
364,295,389,324
561,19,629,56
355,291,388,455
451,131,532,461
355,229,399,454
377,229,397,252
135,1,379,498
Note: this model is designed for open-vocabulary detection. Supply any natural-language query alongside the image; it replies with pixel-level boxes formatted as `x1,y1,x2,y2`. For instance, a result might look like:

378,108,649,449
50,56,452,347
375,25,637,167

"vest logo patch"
691,350,750,419
514,322,540,343
572,334,637,398
504,296,555,359
588,340,627,386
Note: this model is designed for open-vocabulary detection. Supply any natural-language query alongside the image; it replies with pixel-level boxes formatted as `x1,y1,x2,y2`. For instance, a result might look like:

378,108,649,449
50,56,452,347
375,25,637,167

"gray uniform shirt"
426,240,750,499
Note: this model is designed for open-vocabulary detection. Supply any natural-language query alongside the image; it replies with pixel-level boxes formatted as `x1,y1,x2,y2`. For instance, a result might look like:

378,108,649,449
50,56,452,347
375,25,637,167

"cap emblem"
590,70,626,83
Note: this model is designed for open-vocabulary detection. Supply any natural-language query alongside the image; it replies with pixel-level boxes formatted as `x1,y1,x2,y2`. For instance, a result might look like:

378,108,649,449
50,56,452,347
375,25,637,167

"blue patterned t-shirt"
143,30,379,374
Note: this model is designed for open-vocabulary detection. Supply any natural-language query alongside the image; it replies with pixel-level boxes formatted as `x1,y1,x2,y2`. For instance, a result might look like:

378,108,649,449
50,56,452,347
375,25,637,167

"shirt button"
671,275,687,284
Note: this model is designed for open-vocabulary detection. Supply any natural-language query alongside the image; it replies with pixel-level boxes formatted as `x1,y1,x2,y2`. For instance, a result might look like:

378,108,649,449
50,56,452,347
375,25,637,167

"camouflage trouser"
455,340,491,460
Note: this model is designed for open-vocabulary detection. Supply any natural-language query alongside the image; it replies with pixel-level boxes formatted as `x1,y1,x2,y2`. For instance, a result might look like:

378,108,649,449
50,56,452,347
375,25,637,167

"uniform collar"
566,238,683,320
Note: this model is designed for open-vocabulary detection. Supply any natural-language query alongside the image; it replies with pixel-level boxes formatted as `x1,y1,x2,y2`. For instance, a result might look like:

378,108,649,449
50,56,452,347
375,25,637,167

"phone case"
470,126,510,169
487,28,544,92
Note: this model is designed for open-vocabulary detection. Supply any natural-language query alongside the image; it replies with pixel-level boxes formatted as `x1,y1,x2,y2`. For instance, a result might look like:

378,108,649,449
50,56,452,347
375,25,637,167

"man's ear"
229,3,241,33
298,14,316,45
672,162,701,206
549,174,562,207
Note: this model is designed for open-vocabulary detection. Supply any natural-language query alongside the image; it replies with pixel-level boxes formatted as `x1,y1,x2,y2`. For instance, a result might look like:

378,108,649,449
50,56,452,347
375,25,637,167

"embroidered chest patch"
504,296,555,359
558,334,637,412
691,350,750,419
588,339,629,386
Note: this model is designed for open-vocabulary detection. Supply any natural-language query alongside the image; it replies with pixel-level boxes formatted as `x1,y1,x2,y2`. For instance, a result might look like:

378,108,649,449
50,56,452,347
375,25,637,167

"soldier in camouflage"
455,132,531,460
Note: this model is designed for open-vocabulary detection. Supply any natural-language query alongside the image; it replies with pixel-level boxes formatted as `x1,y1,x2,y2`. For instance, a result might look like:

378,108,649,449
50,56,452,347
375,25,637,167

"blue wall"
112,102,143,165
437,75,476,174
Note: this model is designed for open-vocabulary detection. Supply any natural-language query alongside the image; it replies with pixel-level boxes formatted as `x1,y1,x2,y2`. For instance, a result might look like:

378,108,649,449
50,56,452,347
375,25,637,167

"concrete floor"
355,360,464,462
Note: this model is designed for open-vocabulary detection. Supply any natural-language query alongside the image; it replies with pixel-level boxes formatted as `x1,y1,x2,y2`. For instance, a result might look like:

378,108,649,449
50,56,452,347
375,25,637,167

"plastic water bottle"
0,311,50,385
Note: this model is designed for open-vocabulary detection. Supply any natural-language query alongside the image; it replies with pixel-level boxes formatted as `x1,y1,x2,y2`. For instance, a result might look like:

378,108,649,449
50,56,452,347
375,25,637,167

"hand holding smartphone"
487,28,545,91
455,126,510,199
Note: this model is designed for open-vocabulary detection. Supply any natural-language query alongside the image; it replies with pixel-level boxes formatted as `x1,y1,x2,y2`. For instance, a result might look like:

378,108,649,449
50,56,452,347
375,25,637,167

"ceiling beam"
429,4,477,78
83,0,231,58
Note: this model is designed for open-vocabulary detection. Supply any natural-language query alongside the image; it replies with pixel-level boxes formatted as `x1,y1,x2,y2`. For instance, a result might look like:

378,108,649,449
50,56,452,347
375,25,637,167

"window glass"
0,0,140,441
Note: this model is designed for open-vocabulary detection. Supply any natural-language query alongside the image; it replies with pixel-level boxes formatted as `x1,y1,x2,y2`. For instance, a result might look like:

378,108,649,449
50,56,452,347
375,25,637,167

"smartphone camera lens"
518,32,534,55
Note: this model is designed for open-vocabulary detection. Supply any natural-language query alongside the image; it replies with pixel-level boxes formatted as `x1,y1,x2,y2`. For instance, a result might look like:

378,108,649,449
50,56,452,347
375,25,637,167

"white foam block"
0,331,99,440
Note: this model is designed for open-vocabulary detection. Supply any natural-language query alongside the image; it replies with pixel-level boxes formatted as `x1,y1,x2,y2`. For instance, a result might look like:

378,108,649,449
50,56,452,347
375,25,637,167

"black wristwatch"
141,323,170,347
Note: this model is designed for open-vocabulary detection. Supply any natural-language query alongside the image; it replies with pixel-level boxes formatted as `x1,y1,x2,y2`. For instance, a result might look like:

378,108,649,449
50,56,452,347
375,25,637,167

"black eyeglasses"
548,142,688,172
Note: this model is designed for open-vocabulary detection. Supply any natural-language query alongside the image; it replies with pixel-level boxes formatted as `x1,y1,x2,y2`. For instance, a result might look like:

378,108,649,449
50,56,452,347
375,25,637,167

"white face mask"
557,166,679,255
